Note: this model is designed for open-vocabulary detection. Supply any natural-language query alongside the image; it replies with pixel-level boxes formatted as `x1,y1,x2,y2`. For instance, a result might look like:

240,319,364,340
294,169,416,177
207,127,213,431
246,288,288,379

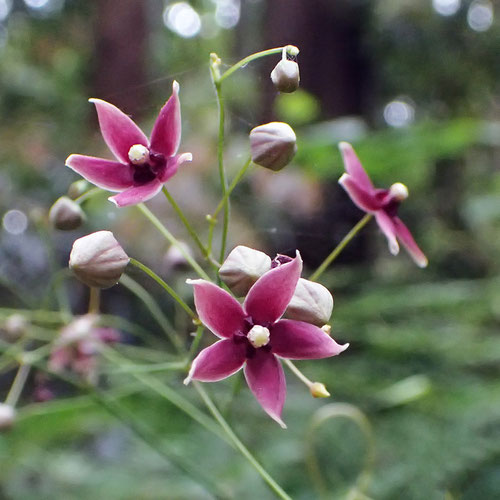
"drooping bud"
69,231,129,289
49,196,86,230
1,314,28,342
67,180,89,200
284,278,334,326
0,403,16,431
219,246,272,296
247,325,271,348
310,382,330,399
249,122,297,171
271,47,300,93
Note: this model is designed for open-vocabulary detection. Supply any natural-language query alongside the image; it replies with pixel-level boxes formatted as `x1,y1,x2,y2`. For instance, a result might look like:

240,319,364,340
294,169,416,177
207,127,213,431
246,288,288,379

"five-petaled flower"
66,81,192,207
185,252,348,428
338,142,428,268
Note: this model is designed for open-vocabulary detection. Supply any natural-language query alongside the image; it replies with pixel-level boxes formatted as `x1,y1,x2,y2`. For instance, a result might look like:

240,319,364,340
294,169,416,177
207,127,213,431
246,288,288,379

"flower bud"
310,382,330,398
271,59,300,93
49,196,86,230
284,278,334,326
249,122,297,171
67,180,90,200
1,314,28,342
219,246,272,296
69,231,129,289
0,403,16,431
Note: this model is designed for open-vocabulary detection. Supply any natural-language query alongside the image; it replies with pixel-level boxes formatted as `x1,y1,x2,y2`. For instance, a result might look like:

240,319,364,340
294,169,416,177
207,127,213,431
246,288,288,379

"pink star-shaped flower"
338,142,428,268
185,252,348,428
66,81,192,207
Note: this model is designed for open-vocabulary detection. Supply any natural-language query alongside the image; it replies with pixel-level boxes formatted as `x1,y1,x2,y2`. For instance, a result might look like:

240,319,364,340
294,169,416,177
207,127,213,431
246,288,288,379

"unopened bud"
0,403,16,431
249,122,297,171
219,246,271,296
69,231,129,289
162,241,193,273
49,196,86,230
2,314,28,342
271,59,300,93
310,382,330,398
67,180,89,200
285,278,334,326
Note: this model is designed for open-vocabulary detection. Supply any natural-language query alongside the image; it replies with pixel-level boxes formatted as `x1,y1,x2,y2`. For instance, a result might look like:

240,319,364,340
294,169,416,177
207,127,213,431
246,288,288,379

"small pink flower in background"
185,252,348,428
66,81,192,207
49,314,120,382
338,142,428,268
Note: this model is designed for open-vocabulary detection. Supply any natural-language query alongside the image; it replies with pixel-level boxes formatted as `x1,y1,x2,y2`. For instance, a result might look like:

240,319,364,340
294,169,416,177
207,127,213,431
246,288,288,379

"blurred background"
2,0,500,498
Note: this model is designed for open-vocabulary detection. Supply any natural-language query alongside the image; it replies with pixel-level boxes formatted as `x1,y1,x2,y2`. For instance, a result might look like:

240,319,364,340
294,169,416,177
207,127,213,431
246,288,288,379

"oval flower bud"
0,403,16,431
69,231,129,289
271,59,300,93
49,196,86,230
219,246,272,296
249,122,297,171
1,314,28,342
284,278,334,326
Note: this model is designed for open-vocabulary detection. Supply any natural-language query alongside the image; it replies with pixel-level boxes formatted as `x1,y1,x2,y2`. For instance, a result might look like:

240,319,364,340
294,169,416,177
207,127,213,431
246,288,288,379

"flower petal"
150,81,181,158
271,319,348,359
159,152,193,183
90,98,149,164
339,173,381,212
66,154,134,191
338,142,374,192
187,279,246,339
184,339,246,384
108,179,163,207
244,251,302,325
392,216,428,268
375,211,400,255
244,350,287,428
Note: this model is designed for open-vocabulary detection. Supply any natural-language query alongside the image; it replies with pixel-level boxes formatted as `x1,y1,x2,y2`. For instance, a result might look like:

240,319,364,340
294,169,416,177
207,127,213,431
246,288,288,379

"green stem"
219,46,298,83
74,186,102,204
194,382,292,500
187,325,204,363
309,213,373,281
162,186,211,262
283,359,313,388
119,274,183,352
129,258,197,322
137,203,211,281
5,363,31,407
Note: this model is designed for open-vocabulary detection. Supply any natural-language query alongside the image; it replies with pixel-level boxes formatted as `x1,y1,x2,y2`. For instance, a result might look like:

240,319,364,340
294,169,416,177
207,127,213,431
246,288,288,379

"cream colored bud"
49,196,86,230
69,231,130,289
219,246,272,296
285,278,334,326
67,180,90,200
2,314,28,342
0,403,16,431
249,122,297,171
310,382,330,398
247,325,271,348
271,59,300,93
389,182,409,202
128,144,150,165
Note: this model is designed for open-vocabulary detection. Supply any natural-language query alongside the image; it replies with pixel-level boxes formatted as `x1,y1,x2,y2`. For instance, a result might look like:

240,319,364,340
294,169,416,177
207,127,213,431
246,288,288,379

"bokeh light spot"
467,0,493,32
163,2,201,38
3,210,28,235
383,99,415,128
215,0,240,29
432,0,461,16
0,0,12,22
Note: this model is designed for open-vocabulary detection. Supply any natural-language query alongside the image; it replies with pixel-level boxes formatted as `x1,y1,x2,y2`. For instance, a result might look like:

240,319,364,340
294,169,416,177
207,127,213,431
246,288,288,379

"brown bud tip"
49,196,86,230
271,59,300,93
249,122,297,171
310,382,330,399
69,231,129,289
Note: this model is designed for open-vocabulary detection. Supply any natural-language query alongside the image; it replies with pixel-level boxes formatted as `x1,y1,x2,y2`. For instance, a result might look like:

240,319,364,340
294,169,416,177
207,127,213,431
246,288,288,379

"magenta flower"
66,81,192,207
185,252,348,427
338,142,428,268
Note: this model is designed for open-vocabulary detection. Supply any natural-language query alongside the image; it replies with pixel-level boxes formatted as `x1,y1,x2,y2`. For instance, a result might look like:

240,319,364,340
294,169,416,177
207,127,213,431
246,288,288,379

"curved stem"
137,203,211,281
129,258,197,321
74,186,102,204
194,381,293,500
309,213,373,281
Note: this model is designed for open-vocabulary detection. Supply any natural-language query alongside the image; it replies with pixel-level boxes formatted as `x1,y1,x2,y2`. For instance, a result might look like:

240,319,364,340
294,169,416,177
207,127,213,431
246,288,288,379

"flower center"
247,325,270,348
128,144,150,166
389,182,409,202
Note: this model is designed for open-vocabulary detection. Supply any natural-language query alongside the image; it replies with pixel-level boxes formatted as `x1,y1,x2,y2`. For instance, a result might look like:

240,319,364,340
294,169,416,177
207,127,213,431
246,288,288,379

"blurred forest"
2,0,500,499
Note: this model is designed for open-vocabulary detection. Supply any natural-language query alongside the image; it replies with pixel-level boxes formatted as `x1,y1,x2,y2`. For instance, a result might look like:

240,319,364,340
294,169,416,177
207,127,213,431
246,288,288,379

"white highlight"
163,2,201,38
0,0,12,22
383,99,415,128
432,0,461,16
3,210,28,235
467,0,493,32
215,0,240,29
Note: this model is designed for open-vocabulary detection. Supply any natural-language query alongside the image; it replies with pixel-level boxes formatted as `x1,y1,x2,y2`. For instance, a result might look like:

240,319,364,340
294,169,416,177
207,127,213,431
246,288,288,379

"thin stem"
309,213,373,281
162,186,211,261
187,325,204,363
129,258,197,321
88,287,100,314
219,46,296,83
283,359,313,388
74,186,102,204
119,274,182,352
194,381,292,500
137,203,211,281
5,363,31,407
